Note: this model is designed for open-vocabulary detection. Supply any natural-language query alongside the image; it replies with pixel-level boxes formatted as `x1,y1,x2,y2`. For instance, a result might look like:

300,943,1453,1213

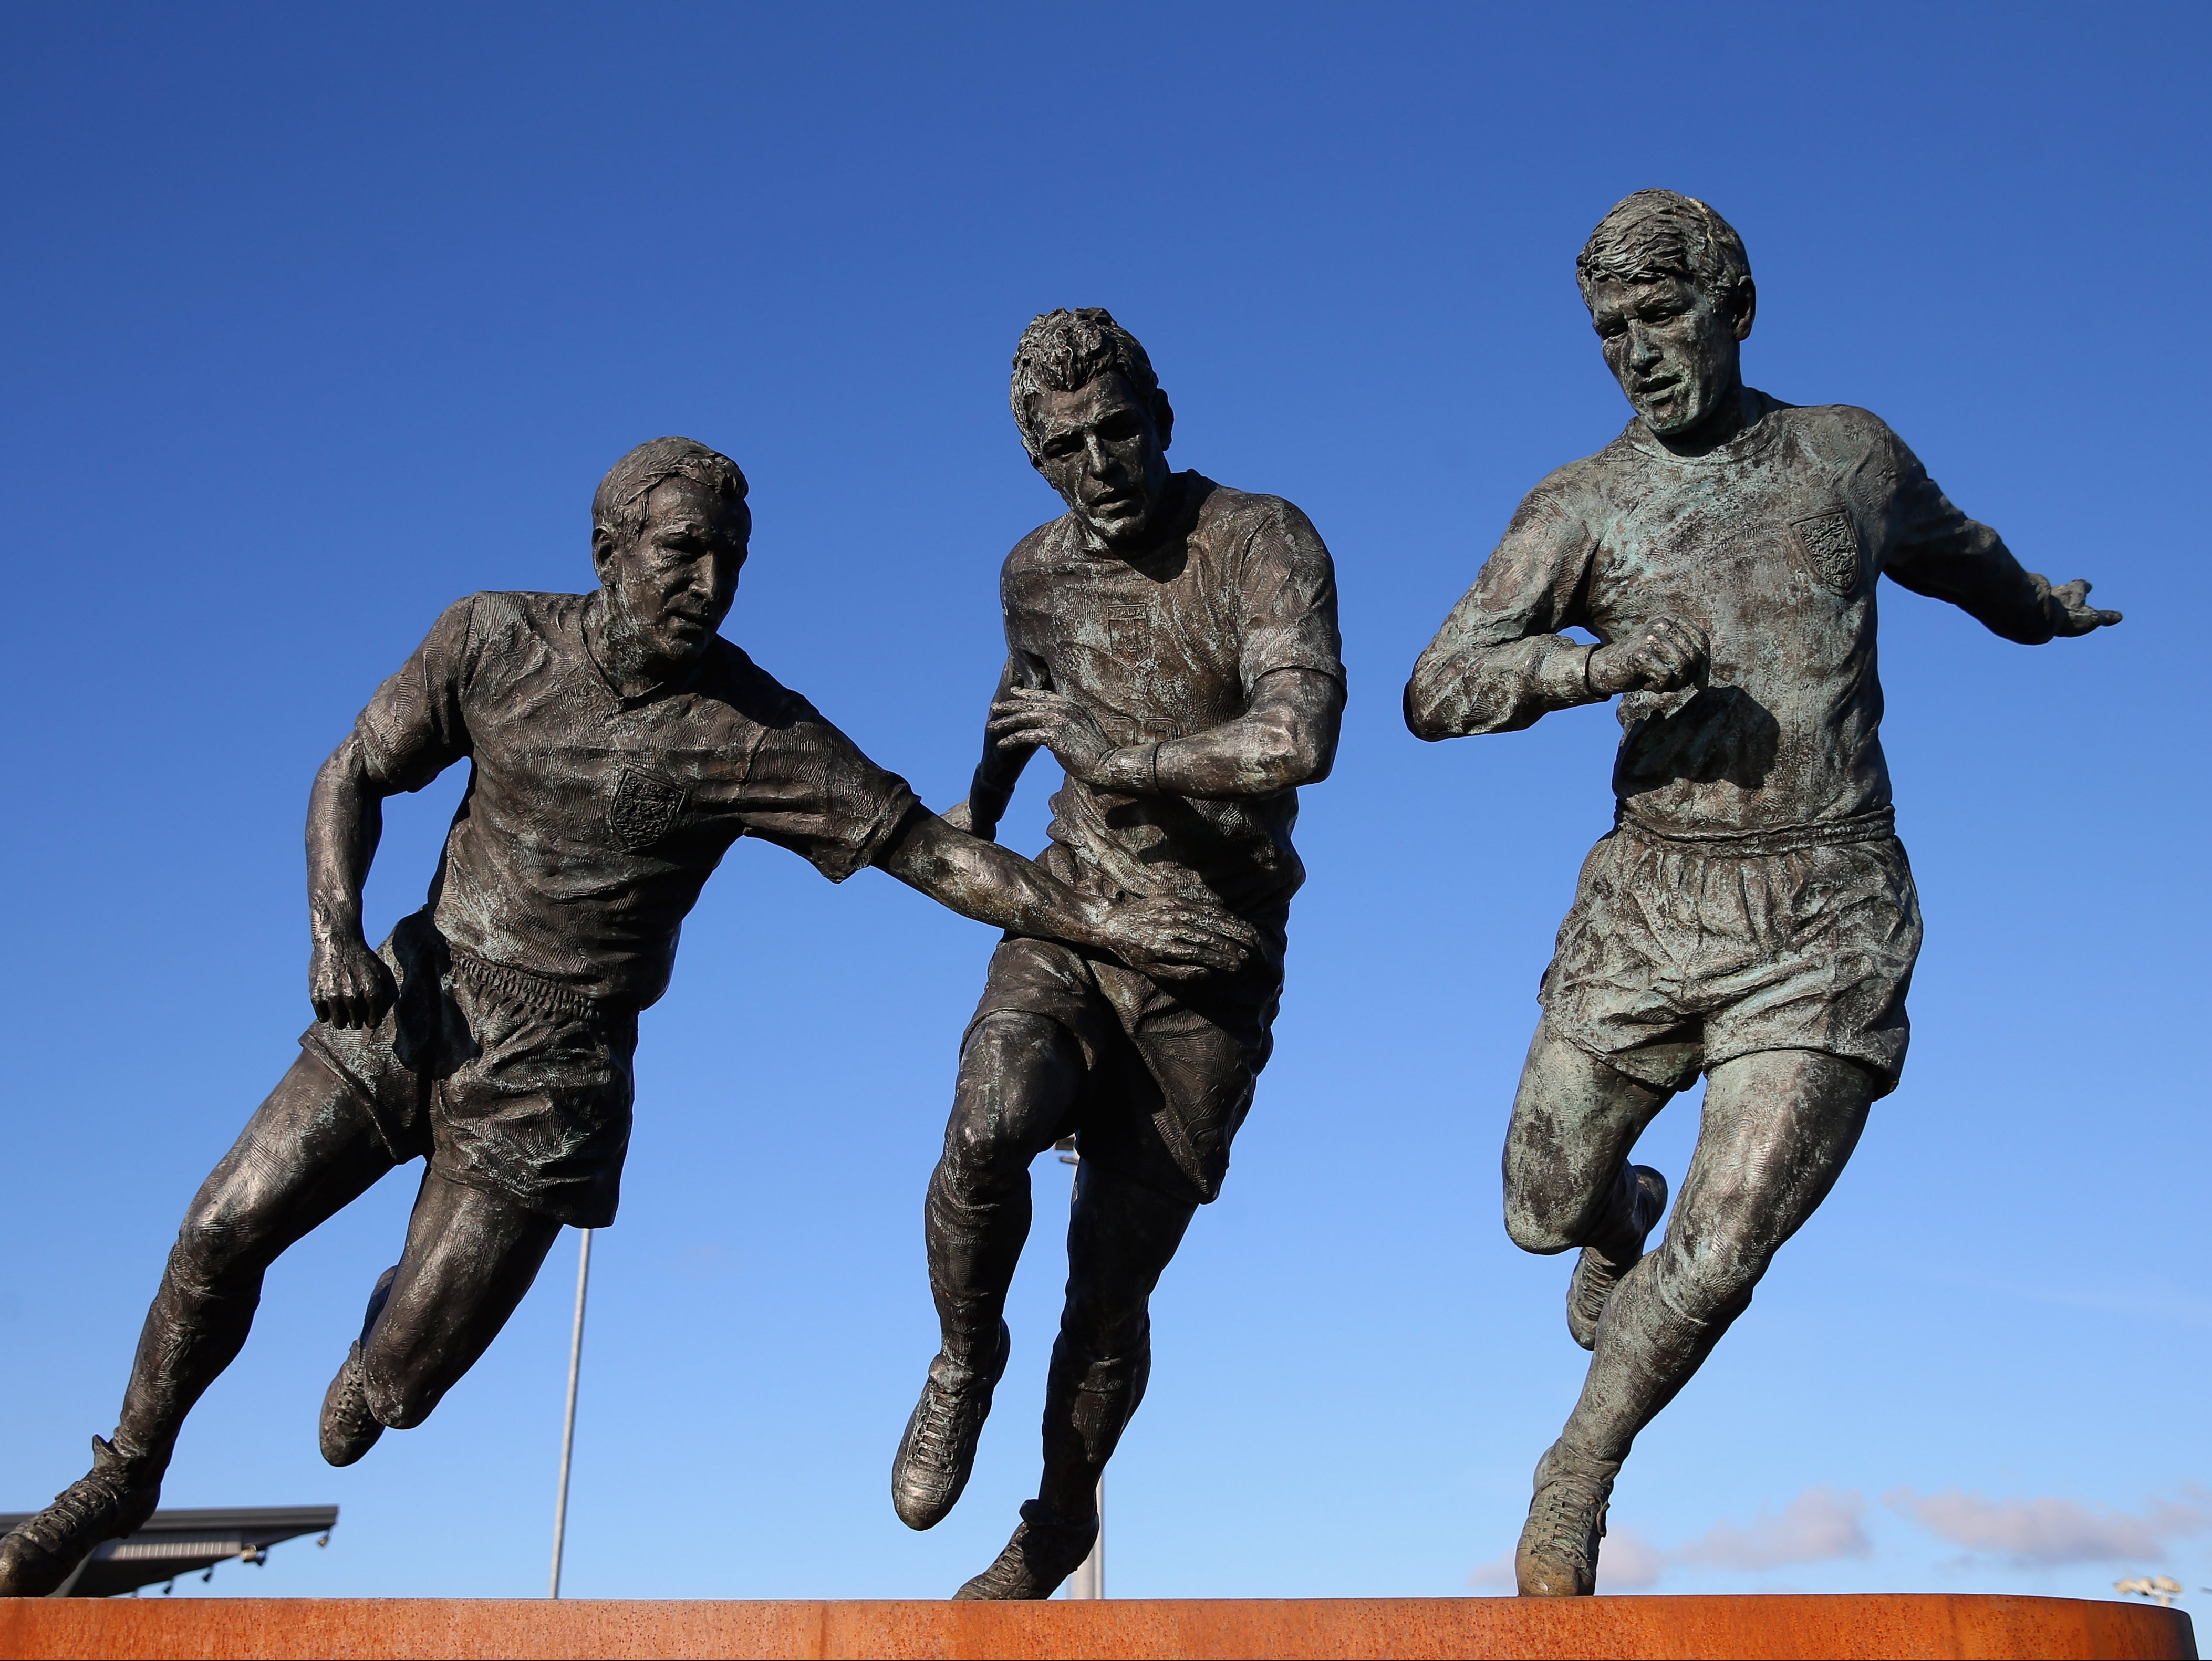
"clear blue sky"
2,0,2205,1605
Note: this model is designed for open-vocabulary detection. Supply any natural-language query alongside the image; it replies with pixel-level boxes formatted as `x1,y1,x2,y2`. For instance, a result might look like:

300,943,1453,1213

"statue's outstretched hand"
1091,896,1260,981
988,688,1117,783
1587,613,1710,697
2048,578,2123,637
311,935,396,1029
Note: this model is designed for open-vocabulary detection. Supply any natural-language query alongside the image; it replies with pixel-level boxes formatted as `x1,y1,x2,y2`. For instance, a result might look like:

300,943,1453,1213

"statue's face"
1025,375,1172,548
1587,272,1747,437
595,476,750,668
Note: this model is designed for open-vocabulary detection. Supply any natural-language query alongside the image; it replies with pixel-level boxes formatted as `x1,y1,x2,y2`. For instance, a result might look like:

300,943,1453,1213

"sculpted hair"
1008,308,1169,455
593,437,749,547
1576,190,1751,307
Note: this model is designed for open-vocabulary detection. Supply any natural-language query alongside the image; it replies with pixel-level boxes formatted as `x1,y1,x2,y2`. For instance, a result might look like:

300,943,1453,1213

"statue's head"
1577,190,1756,439
1010,309,1176,548
590,437,751,669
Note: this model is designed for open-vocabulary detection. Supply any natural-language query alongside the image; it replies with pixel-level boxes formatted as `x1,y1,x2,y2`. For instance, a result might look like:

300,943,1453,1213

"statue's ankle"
97,1432,167,1486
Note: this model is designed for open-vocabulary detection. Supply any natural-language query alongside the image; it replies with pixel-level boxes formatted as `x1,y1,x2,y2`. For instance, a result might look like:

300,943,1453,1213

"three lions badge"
608,767,687,850
1791,508,1862,597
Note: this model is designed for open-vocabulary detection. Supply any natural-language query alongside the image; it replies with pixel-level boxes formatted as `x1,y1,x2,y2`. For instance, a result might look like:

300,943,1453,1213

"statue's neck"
584,590,679,700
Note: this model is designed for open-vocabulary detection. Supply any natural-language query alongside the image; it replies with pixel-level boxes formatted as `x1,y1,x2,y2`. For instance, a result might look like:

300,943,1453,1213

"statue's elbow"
1403,680,1453,742
1252,724,1331,790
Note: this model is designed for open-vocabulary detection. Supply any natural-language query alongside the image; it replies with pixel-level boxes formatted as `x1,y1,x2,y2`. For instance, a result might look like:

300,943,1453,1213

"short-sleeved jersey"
1002,471,1343,915
353,590,919,1008
1414,391,2063,837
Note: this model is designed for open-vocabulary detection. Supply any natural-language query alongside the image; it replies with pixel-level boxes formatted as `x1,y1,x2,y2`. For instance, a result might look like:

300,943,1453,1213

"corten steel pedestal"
0,1595,2193,1660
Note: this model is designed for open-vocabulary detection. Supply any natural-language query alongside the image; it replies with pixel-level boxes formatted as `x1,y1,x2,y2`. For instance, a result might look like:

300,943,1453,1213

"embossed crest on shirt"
1791,508,1862,597
607,767,686,850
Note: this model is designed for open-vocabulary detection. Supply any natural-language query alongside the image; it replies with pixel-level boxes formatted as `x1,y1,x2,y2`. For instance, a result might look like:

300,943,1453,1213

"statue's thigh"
947,1010,1087,1171
1503,1023,1672,1249
1670,1048,1874,1269
183,1051,398,1271
362,1171,562,1419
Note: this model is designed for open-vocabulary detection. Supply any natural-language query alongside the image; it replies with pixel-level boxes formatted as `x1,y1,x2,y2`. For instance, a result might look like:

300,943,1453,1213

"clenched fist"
311,935,396,1029
1587,614,1710,697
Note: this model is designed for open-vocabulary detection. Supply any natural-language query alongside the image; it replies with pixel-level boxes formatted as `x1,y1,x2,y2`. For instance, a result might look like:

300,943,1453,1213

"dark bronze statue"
0,438,1254,1601
889,310,1344,1598
1405,191,2121,1597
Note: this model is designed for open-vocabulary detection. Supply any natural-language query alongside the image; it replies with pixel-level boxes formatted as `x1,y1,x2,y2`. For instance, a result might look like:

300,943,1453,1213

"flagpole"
549,1227,592,1598
1058,1143,1105,1599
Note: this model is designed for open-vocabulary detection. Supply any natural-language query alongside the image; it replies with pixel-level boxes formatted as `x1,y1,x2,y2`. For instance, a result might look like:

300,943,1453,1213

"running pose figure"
0,436,1251,1599
1405,192,2120,1597
890,310,1344,1598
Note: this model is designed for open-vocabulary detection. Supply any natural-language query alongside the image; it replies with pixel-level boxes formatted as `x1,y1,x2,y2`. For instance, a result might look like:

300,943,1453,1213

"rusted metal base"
0,1593,2193,1660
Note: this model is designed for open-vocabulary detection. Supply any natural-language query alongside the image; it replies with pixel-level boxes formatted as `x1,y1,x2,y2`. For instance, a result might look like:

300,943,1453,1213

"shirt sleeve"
1876,427,2061,645
1404,485,1604,738
735,692,923,882
1235,499,1346,697
352,596,477,791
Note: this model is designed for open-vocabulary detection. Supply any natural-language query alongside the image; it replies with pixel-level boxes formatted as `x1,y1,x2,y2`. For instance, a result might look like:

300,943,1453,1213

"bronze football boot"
0,1436,161,1597
954,1499,1099,1600
1514,1440,1621,1597
891,1320,1011,1530
1566,1164,1667,1351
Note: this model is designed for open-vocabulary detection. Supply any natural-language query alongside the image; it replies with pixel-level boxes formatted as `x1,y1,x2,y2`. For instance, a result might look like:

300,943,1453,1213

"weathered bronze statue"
1406,191,2121,1597
0,438,1254,1600
890,310,1344,1598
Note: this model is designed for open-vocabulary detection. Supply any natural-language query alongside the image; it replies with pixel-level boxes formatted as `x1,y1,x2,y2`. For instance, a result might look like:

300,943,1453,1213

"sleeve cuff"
1533,638,1602,708
352,713,428,793
834,785,926,883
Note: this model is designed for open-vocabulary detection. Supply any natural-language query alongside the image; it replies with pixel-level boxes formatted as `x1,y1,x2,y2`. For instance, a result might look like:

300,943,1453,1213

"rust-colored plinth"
0,1593,2193,1660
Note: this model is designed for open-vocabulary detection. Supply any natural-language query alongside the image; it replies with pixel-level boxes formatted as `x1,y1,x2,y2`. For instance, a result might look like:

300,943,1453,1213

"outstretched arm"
306,734,406,1028
873,807,1255,978
985,666,1341,801
1882,437,2121,642
1887,534,2121,642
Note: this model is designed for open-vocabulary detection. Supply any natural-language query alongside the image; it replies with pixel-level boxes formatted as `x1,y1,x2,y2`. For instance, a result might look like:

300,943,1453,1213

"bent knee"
359,1348,440,1430
1505,1212,1580,1256
170,1191,269,1288
938,1115,1040,1192
942,1012,1075,1183
1504,1187,1599,1256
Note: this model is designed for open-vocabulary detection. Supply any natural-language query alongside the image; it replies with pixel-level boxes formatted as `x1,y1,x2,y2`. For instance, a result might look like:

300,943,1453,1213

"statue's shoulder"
409,591,582,669
1002,515,1066,580
1760,397,1900,460
461,589,585,637
1522,438,1629,518
1186,473,1314,537
1175,476,1333,574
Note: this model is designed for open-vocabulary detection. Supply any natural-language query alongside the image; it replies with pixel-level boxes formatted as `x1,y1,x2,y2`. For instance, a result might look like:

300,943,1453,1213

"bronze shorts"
1539,811,1921,1097
301,910,637,1228
967,915,1285,1208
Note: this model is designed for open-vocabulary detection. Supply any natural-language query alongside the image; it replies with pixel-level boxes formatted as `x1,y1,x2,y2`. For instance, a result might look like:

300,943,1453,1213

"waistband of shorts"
1614,805,1897,857
448,947,617,1022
